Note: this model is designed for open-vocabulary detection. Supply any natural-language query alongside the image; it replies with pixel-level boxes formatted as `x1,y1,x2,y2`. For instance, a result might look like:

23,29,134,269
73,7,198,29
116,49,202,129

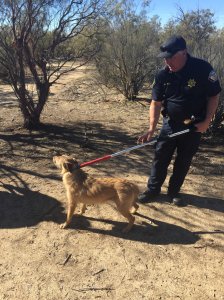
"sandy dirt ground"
0,65,224,300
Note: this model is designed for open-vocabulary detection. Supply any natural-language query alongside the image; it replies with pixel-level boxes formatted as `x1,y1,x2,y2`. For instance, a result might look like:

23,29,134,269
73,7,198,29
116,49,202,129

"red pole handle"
79,154,112,168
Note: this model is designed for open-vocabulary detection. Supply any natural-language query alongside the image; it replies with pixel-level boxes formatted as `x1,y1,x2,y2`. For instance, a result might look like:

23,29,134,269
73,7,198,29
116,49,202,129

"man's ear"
183,49,187,56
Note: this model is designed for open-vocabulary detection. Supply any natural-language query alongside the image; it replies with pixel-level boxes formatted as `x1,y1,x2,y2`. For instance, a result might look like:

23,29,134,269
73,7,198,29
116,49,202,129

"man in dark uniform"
138,35,221,206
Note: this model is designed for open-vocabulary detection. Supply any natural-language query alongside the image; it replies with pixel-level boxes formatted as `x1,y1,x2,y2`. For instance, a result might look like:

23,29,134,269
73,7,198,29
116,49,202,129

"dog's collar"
73,164,81,170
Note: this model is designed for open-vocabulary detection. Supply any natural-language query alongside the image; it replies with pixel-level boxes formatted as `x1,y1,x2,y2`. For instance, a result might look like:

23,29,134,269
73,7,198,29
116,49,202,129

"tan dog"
53,155,139,232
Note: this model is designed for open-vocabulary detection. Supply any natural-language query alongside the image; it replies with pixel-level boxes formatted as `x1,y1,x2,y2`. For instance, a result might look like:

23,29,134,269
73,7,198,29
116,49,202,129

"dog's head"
53,155,79,174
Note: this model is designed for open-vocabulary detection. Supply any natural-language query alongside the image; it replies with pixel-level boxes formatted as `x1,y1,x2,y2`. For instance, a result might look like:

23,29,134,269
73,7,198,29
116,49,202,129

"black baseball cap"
158,35,186,58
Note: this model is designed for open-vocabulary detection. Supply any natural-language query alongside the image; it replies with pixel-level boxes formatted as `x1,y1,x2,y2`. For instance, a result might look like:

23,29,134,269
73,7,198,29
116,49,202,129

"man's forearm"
137,100,162,142
149,100,162,133
195,94,220,133
205,94,220,124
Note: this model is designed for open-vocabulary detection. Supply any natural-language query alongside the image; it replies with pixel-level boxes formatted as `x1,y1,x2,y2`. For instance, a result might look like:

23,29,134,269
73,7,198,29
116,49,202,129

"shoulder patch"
208,70,218,82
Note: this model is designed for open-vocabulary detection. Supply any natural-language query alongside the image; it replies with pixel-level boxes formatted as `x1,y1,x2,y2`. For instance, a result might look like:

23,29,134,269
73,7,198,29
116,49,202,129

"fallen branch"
63,254,72,266
72,287,114,292
92,268,106,276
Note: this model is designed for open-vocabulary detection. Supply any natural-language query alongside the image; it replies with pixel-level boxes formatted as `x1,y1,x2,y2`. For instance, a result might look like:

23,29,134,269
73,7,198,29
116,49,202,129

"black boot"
168,193,184,206
138,190,159,203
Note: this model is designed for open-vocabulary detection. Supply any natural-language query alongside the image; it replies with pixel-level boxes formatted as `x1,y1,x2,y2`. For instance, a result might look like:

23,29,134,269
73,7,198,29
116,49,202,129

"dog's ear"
63,162,74,173
71,158,79,167
72,157,78,163
63,158,79,173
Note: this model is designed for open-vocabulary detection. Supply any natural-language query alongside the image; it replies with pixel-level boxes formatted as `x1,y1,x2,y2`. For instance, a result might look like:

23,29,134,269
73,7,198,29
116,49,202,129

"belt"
183,115,203,125
164,115,203,125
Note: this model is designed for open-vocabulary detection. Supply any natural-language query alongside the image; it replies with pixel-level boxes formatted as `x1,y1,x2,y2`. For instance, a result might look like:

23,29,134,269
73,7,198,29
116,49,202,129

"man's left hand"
194,121,210,133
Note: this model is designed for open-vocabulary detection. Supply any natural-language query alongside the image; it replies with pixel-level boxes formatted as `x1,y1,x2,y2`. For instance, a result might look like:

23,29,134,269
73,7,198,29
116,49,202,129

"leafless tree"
0,0,104,129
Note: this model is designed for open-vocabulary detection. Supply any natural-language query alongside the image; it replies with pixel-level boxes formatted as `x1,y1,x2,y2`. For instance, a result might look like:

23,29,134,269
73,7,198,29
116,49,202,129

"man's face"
164,50,187,72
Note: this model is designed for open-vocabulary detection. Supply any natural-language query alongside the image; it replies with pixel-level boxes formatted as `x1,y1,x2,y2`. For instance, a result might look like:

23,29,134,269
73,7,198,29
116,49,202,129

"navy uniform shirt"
152,54,222,122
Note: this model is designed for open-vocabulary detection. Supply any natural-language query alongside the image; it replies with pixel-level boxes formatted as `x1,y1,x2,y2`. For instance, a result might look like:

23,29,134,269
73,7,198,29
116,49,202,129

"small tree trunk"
18,83,50,130
23,112,41,130
124,84,136,100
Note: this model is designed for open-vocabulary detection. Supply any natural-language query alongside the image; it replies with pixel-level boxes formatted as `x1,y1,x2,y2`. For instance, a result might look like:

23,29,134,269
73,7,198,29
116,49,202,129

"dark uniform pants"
147,118,202,195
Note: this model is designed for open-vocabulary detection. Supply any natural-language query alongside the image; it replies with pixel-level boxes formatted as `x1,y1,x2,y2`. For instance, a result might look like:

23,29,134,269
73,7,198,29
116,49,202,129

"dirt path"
0,66,224,300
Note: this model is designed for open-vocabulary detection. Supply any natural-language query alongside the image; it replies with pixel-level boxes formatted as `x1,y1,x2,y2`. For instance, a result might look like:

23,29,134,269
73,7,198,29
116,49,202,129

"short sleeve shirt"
152,55,222,122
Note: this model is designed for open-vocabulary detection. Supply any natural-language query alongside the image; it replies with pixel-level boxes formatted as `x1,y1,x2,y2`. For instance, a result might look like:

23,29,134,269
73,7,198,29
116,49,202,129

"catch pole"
79,128,192,168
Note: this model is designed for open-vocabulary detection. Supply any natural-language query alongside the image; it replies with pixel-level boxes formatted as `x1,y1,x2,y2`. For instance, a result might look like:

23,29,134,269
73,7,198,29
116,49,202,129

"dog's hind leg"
120,210,135,233
116,203,135,233
130,202,139,214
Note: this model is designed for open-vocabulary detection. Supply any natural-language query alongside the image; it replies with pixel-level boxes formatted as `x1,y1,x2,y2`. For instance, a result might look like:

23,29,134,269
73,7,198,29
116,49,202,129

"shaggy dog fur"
53,155,139,232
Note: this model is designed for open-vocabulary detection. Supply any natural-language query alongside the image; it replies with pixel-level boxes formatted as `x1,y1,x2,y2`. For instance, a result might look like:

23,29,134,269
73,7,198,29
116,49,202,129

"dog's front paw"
80,204,87,215
60,222,68,229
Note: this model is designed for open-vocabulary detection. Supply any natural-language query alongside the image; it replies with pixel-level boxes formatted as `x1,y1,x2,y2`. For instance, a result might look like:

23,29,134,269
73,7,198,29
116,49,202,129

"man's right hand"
137,130,154,143
137,100,161,144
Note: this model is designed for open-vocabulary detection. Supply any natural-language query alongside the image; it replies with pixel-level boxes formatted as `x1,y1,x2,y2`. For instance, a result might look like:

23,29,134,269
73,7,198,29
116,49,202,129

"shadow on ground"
1,184,223,245
54,212,200,245
180,193,224,213
138,193,224,214
53,192,224,244
0,185,63,229
0,184,199,245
